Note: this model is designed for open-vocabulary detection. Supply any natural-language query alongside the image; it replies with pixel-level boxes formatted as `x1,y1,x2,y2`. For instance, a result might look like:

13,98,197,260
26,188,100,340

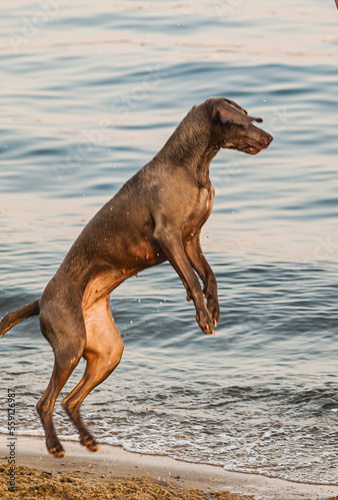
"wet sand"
0,436,337,499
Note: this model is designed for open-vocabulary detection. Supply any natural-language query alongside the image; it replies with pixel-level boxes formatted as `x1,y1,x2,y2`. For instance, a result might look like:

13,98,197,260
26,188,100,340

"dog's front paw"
206,294,220,328
196,308,214,335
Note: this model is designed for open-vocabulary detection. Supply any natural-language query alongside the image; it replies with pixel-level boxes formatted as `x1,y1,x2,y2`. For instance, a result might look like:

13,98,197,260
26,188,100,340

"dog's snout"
263,131,273,146
257,130,273,150
266,132,273,144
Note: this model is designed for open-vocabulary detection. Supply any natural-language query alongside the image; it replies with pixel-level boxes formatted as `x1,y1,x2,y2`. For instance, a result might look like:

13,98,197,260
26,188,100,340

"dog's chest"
183,186,214,237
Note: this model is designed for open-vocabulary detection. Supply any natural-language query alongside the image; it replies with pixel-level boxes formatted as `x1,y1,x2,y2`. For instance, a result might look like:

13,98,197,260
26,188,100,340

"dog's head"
207,97,273,155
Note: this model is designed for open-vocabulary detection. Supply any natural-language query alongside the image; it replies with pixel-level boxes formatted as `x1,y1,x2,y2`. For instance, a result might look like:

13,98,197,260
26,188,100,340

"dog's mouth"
240,142,263,155
240,132,273,155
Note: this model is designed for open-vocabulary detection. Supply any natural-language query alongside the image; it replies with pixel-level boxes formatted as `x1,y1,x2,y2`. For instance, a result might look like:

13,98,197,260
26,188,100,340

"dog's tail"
0,300,40,339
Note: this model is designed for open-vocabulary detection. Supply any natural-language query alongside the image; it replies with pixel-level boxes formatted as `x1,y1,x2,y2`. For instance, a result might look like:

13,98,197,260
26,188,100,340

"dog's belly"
81,242,166,312
82,269,125,311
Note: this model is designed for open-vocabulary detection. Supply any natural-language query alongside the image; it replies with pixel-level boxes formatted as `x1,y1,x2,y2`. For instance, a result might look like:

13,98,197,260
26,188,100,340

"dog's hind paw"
46,437,66,458
80,434,99,452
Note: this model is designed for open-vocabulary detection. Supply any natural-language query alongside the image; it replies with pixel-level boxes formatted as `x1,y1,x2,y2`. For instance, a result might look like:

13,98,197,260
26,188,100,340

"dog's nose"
261,131,273,147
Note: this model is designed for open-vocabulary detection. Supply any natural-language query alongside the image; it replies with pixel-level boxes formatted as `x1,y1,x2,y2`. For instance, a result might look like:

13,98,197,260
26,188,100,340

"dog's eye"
233,122,246,129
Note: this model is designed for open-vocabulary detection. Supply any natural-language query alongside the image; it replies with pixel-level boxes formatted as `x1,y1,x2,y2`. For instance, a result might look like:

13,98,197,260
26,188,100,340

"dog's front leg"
153,227,214,334
184,231,220,328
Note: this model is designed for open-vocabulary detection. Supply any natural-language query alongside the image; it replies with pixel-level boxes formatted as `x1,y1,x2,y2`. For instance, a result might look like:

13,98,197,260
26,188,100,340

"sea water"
0,0,337,484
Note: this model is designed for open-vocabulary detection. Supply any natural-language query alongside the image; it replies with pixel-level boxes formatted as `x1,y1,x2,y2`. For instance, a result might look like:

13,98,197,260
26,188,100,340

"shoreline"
1,435,338,499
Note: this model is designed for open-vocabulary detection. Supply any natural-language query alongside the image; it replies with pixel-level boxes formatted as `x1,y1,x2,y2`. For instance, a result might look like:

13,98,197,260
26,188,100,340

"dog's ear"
212,102,263,126
211,104,232,125
211,106,233,125
249,115,263,123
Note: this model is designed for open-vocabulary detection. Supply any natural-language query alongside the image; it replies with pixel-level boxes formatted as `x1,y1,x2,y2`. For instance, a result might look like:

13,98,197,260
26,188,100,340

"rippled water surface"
1,0,338,485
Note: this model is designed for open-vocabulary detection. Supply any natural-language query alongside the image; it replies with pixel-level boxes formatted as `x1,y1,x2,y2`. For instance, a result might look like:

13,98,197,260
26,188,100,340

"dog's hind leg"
61,295,124,451
36,304,86,457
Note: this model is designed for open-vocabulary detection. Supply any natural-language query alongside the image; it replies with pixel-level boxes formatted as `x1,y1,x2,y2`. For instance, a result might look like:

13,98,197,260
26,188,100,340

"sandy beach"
0,435,337,500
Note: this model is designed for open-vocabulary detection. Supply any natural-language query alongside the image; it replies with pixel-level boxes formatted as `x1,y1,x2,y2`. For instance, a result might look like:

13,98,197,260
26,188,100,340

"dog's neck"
155,106,221,187
196,141,220,186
